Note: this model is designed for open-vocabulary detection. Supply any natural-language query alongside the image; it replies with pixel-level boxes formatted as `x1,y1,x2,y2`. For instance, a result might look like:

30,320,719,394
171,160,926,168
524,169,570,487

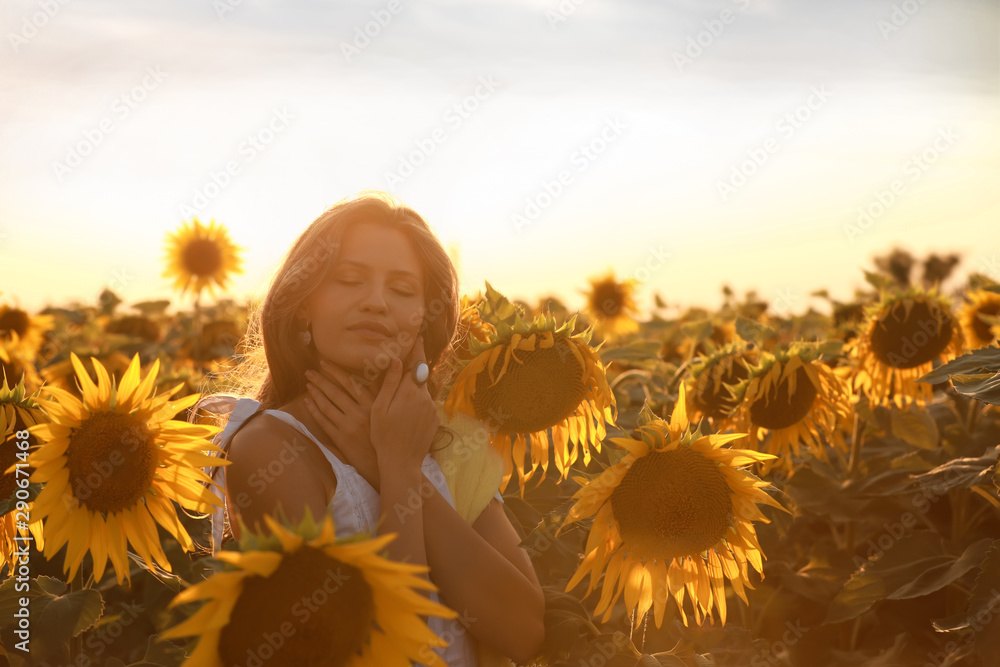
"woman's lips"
350,327,390,340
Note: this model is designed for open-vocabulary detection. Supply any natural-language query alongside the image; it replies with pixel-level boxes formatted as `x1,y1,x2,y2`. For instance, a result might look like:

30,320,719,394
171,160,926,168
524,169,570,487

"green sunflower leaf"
826,532,992,624
918,347,1000,385
36,587,105,644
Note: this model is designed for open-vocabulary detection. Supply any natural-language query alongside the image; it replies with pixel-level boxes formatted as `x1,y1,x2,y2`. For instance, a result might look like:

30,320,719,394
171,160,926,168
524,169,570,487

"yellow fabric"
431,406,515,667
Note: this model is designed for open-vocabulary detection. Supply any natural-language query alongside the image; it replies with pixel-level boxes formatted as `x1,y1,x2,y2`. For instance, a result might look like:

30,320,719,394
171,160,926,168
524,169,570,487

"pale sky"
1,0,998,318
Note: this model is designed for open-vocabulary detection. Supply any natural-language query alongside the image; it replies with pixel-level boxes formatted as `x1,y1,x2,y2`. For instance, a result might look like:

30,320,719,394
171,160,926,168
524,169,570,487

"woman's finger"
303,395,344,443
406,334,427,368
404,335,430,392
320,360,375,407
373,357,403,415
305,369,355,412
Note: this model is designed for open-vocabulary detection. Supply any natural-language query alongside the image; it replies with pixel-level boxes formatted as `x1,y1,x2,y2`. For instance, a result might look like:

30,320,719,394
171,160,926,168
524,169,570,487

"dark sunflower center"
66,412,156,514
182,239,223,277
748,365,816,430
590,282,626,319
694,357,749,420
218,546,375,667
971,302,1000,344
0,439,19,501
0,411,37,501
1,360,29,392
470,337,588,433
869,300,954,369
0,309,30,339
610,447,733,560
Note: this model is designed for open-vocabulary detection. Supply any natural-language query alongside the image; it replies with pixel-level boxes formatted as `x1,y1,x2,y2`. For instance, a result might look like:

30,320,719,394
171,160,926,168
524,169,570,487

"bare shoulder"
224,413,336,536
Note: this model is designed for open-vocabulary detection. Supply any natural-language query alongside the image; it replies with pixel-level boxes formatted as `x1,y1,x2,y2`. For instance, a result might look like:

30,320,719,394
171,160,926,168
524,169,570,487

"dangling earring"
299,323,312,346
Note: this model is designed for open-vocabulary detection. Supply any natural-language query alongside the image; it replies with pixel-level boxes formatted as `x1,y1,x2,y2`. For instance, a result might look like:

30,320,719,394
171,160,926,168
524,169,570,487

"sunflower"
40,351,133,398
0,376,47,573
445,282,617,493
163,218,244,300
0,340,43,393
958,288,1000,349
685,342,758,431
162,511,456,667
0,304,54,363
106,315,162,342
27,352,227,584
731,344,853,475
452,293,495,361
558,384,784,627
582,271,640,340
180,320,242,362
849,289,963,408
661,318,739,365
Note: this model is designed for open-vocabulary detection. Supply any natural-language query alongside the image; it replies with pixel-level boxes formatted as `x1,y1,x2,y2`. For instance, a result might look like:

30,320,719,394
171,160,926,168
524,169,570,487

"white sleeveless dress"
207,397,500,667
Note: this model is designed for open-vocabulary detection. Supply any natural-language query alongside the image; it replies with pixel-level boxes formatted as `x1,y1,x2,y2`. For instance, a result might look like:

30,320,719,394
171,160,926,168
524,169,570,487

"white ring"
413,361,429,385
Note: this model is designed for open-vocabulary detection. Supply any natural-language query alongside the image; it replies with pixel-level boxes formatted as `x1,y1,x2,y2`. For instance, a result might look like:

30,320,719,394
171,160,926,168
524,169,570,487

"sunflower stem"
69,565,84,661
847,409,865,478
193,294,203,372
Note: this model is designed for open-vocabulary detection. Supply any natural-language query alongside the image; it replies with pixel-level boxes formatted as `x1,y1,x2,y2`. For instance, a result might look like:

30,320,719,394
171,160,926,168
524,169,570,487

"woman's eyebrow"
336,260,420,280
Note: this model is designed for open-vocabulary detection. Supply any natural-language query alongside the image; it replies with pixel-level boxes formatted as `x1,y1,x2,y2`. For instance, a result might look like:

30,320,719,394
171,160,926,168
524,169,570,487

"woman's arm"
306,349,546,662
391,478,545,664
223,416,333,540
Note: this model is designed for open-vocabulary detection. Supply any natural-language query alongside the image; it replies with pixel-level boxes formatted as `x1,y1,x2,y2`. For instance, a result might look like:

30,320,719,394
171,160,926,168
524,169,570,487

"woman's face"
299,221,426,377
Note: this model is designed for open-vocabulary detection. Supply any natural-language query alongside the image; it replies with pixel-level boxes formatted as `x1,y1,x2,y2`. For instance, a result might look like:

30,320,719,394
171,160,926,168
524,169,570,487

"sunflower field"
1,229,1000,666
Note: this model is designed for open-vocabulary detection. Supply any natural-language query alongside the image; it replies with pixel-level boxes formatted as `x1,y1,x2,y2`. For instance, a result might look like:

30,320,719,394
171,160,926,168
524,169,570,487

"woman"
200,191,545,666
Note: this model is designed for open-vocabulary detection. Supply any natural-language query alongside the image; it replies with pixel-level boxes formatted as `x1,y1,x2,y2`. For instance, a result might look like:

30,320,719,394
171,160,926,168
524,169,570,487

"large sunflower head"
685,341,759,429
582,270,640,341
958,288,1000,350
849,288,963,408
731,343,853,475
558,384,784,628
445,282,617,493
1,376,47,573
27,352,227,584
163,218,244,300
162,510,457,667
0,305,54,363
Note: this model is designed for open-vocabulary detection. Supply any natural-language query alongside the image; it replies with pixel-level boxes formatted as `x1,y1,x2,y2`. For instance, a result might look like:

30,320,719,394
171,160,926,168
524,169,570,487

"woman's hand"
302,360,382,491
370,335,440,478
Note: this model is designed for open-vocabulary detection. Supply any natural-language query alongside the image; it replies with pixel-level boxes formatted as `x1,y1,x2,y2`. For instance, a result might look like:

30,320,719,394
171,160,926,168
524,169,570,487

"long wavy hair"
221,190,460,410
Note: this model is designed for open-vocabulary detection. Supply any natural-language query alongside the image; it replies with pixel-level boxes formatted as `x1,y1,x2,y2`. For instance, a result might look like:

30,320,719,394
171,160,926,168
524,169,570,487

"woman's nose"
359,282,389,312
